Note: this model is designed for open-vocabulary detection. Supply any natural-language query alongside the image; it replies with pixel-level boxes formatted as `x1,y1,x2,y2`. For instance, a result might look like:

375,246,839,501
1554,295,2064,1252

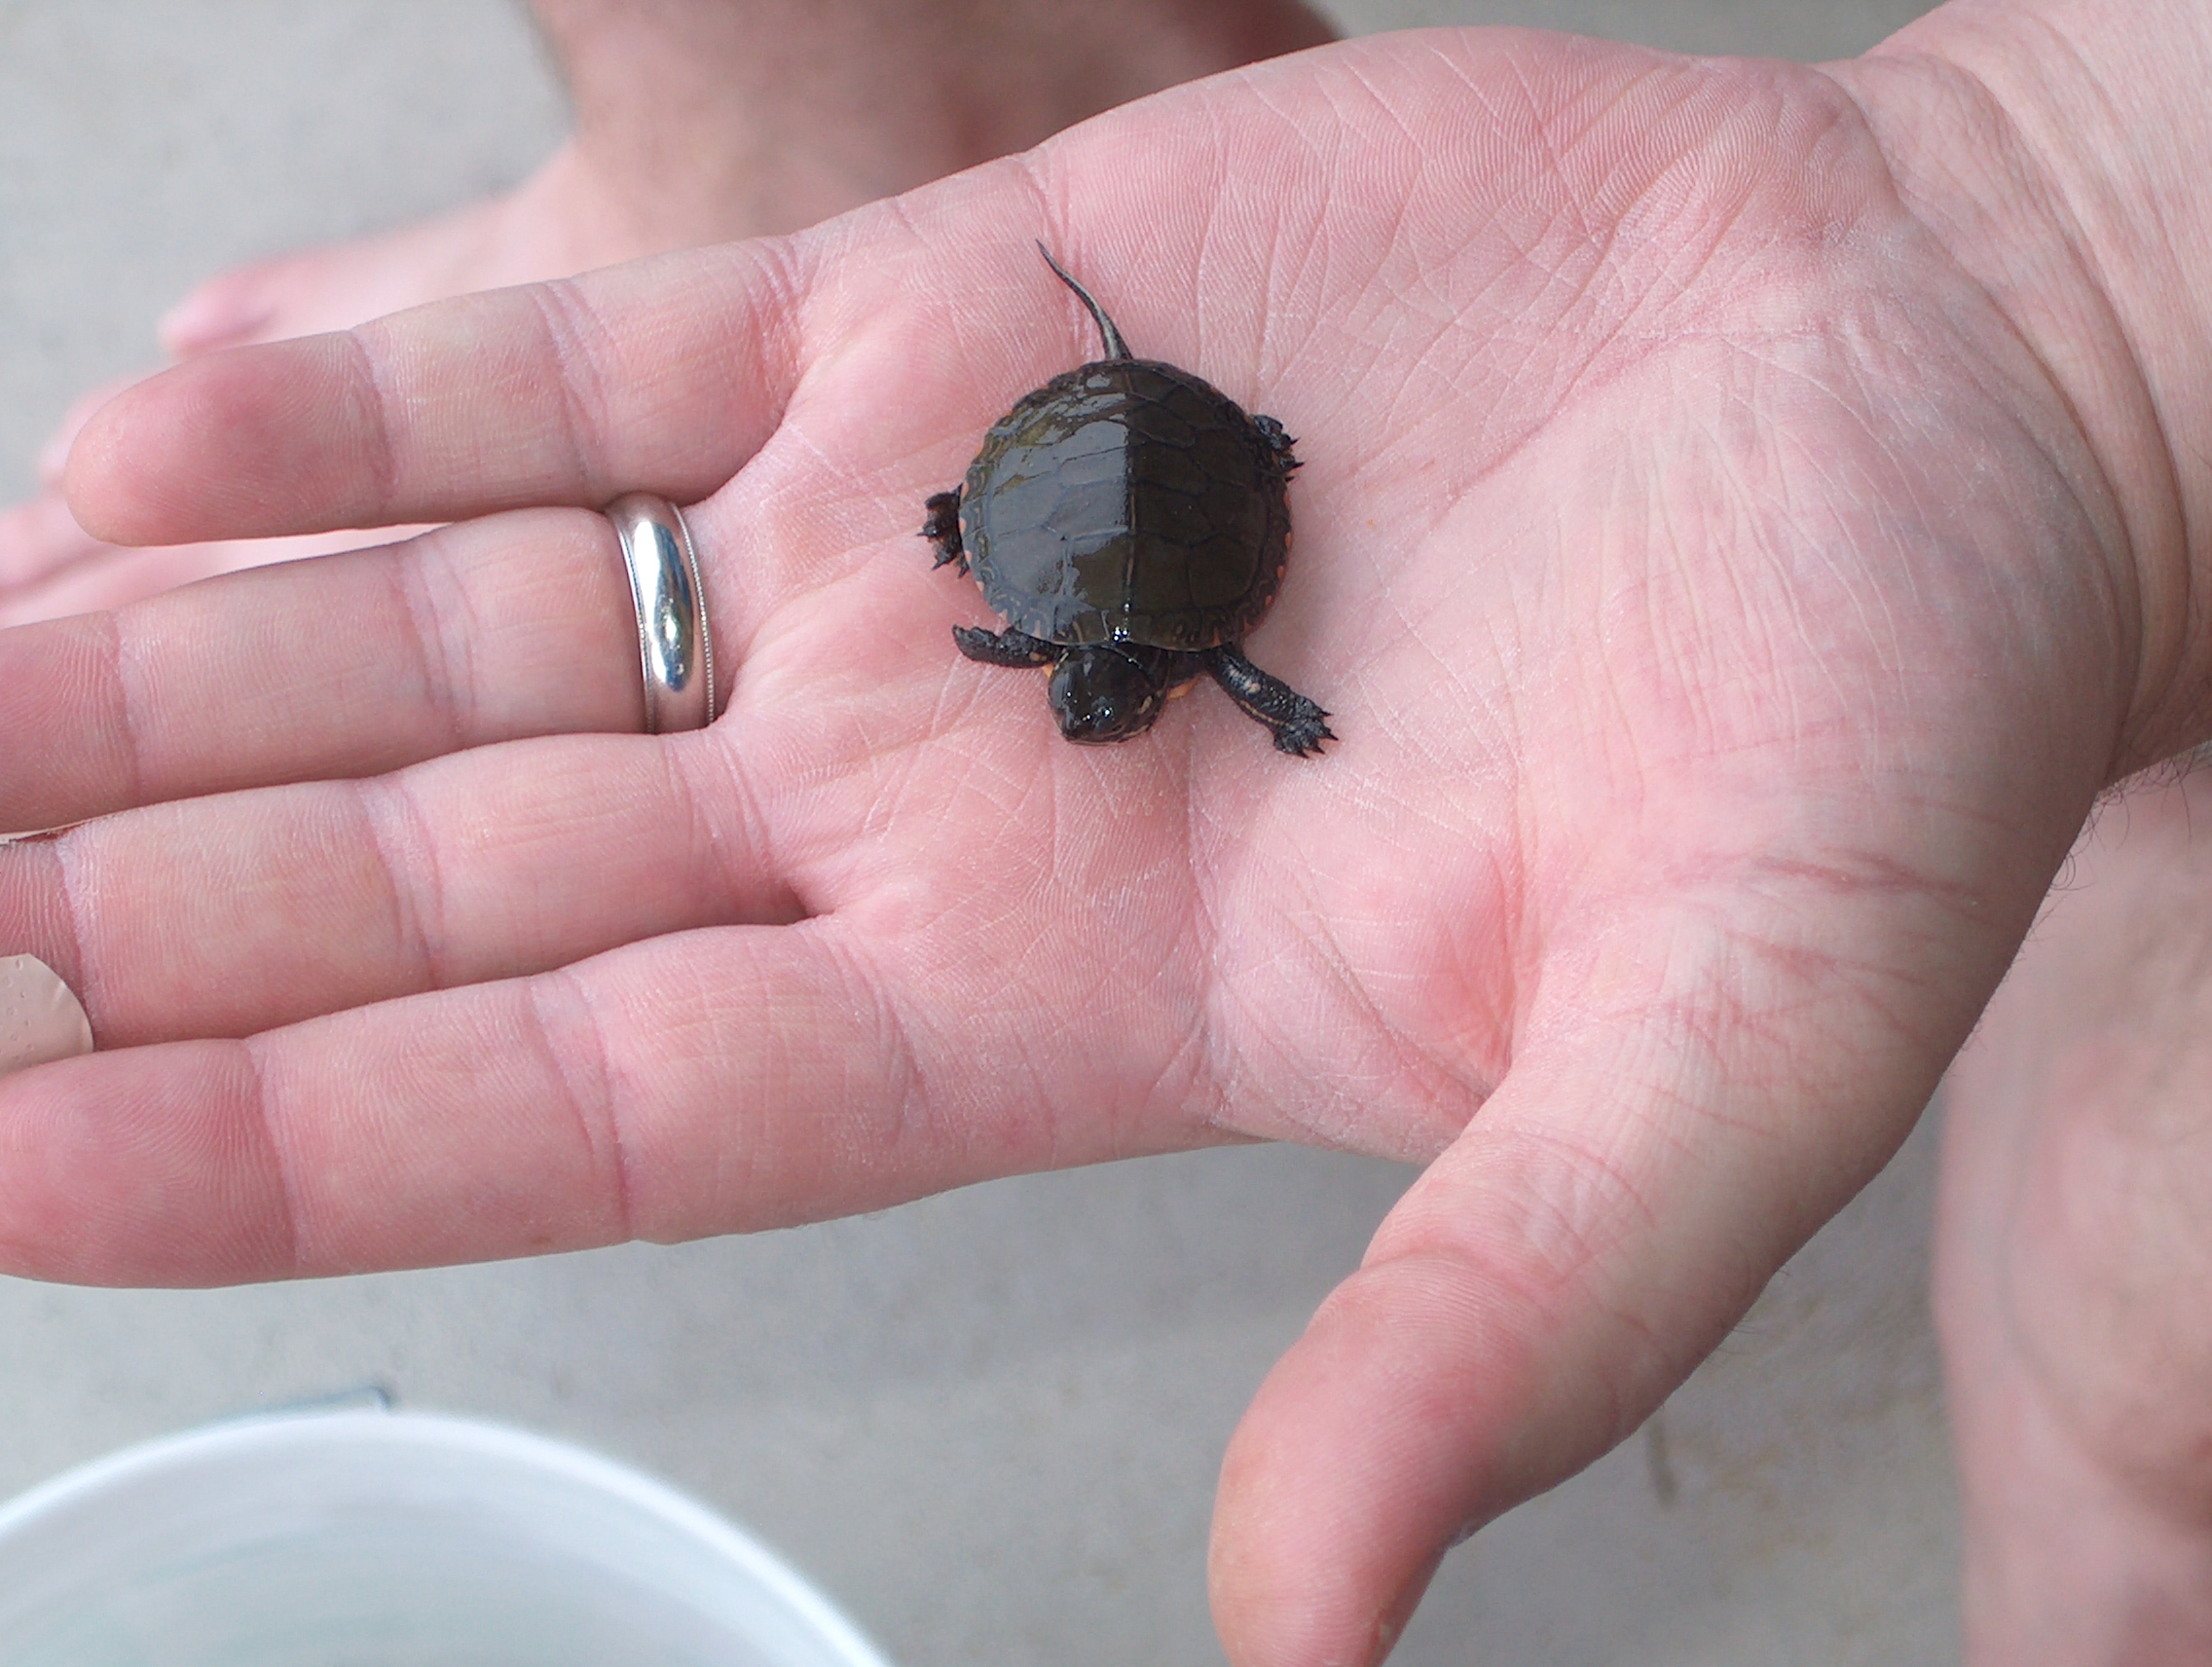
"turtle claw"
923,489,967,573
1270,710,1337,758
1252,413,1301,474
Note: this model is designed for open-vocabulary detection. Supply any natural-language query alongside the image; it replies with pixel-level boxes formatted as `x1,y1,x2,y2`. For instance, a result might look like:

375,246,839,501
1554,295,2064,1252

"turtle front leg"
1201,645,1335,757
952,625,1058,667
923,489,966,572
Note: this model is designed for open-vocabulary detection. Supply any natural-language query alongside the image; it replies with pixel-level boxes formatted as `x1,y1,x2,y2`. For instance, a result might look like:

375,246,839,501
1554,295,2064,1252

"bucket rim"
0,1406,894,1667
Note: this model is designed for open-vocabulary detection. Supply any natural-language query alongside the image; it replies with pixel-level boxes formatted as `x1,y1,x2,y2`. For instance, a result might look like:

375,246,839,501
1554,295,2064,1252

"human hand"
1939,764,2212,1666
5,18,2203,1665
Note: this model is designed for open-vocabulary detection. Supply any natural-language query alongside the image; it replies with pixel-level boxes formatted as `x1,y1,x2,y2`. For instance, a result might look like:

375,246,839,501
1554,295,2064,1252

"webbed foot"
923,489,966,571
1202,644,1333,756
1252,413,1301,474
952,624,1057,668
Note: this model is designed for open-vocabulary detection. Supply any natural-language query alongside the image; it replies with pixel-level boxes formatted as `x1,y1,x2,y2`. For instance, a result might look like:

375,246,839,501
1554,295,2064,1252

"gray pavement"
0,4,1954,1663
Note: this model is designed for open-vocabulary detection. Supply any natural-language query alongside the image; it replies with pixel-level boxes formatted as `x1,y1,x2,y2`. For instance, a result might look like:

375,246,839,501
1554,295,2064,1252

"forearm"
1830,0,2212,773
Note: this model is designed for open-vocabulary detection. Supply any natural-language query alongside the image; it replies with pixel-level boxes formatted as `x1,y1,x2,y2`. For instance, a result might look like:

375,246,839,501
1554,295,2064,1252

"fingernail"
0,954,94,1077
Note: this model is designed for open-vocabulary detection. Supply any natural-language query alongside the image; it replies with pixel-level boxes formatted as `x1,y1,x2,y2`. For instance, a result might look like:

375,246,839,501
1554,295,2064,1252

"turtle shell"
959,356,1292,650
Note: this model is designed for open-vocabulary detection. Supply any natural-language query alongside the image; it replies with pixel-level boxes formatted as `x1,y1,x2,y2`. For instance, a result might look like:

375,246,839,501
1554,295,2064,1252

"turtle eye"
1050,649,1163,744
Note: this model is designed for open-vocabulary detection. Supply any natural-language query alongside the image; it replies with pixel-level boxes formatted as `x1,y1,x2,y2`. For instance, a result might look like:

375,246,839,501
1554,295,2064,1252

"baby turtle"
923,247,1333,756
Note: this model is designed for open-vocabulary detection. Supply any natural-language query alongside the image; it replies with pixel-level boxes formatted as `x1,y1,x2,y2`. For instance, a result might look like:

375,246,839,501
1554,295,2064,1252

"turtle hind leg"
953,624,1057,667
923,489,966,572
1202,645,1334,757
1252,413,1301,474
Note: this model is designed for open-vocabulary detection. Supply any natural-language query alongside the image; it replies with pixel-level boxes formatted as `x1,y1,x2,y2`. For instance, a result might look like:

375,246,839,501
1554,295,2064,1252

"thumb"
1208,909,1982,1667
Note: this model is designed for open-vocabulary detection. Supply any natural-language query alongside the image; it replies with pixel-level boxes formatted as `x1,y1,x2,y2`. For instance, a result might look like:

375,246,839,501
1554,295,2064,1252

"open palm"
1,28,2144,1667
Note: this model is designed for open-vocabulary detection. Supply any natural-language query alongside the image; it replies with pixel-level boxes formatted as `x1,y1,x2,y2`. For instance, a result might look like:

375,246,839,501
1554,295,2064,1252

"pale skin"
1943,762,2212,1667
4,6,2212,1665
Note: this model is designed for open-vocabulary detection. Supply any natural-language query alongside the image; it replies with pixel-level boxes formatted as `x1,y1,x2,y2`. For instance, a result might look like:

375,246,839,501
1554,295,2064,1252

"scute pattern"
962,358,1292,649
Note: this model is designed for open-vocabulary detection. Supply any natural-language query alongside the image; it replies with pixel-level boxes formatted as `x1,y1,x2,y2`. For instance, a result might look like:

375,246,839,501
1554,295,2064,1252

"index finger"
63,241,803,547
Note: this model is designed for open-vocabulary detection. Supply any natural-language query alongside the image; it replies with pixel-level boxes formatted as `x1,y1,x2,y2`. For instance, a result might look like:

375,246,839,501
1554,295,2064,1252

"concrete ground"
0,3,1954,1663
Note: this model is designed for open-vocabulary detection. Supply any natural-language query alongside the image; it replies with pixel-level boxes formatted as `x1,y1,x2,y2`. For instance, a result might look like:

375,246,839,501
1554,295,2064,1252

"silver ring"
605,492,718,733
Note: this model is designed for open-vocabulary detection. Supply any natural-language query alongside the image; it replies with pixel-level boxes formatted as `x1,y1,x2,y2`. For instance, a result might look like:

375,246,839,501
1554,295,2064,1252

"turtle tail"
1037,243,1131,361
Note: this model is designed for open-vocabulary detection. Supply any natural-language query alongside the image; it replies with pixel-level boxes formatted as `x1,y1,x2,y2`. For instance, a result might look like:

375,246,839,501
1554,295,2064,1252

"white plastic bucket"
0,1407,894,1667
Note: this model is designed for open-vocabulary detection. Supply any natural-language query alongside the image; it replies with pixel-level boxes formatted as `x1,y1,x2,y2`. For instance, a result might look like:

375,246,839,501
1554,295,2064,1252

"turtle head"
1050,647,1167,744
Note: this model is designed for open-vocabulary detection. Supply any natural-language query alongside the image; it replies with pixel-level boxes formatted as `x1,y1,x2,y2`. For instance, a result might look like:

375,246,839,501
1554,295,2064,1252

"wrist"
1829,0,2212,773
